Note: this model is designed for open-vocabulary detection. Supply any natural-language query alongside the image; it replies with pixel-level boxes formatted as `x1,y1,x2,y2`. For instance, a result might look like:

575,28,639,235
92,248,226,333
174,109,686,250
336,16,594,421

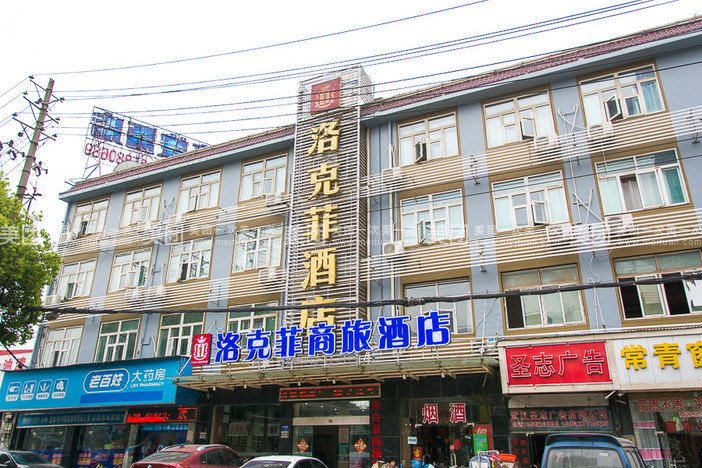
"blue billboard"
0,357,198,411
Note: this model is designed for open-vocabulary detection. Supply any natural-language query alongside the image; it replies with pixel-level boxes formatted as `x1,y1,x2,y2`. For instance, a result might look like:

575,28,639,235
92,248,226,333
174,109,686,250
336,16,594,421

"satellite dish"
113,160,141,173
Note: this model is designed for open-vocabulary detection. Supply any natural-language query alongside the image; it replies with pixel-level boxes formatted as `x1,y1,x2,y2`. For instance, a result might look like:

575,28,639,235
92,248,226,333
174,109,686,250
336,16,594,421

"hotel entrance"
292,401,371,468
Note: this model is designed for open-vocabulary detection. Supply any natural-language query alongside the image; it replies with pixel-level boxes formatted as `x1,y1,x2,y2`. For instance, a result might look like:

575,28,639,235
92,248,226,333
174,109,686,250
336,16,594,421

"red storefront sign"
126,407,198,423
191,333,212,366
505,341,611,386
310,78,341,113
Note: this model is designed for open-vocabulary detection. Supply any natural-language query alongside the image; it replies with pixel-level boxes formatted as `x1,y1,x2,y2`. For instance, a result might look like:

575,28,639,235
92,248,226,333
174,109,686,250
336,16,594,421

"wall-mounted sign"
279,384,381,401
504,341,611,387
17,410,126,428
407,436,418,445
310,78,341,113
191,334,212,366
0,349,32,371
508,407,612,432
126,407,198,423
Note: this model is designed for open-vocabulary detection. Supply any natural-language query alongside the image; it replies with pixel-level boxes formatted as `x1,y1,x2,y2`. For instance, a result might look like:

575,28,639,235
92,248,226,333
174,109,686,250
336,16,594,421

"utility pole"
16,78,54,200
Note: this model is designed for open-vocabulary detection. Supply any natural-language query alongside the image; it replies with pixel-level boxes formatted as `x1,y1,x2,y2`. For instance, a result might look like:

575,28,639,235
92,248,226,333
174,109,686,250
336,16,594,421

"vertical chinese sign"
286,69,370,352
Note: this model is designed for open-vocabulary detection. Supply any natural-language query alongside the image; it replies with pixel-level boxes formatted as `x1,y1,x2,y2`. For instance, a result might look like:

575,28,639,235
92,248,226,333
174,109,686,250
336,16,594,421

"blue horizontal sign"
0,357,193,411
17,410,126,428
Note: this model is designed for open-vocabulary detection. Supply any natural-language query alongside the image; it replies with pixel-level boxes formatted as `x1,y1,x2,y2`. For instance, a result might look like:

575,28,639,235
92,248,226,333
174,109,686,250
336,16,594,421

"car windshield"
547,448,624,467
242,461,290,468
11,453,50,464
141,451,192,463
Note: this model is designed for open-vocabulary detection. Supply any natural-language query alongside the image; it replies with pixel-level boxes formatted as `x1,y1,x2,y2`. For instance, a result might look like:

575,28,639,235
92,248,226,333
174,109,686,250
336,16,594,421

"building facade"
2,17,702,468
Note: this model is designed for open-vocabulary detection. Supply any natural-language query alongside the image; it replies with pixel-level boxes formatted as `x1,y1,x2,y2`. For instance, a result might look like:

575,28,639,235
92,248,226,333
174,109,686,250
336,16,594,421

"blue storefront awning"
0,357,199,412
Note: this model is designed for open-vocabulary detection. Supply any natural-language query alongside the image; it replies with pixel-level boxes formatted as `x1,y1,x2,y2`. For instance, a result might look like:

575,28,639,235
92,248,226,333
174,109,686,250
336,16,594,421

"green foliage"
0,175,60,347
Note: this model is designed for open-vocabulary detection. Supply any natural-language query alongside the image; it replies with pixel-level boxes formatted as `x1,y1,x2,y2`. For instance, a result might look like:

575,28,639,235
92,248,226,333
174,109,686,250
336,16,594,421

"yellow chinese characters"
305,204,339,241
301,247,337,290
686,340,702,368
308,163,340,199
621,345,647,370
300,296,337,329
308,120,340,156
621,340,702,370
652,342,681,369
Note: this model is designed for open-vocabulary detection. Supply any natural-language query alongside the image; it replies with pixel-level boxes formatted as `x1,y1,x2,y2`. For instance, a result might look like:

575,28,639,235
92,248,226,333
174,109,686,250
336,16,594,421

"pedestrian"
371,459,385,468
423,455,434,468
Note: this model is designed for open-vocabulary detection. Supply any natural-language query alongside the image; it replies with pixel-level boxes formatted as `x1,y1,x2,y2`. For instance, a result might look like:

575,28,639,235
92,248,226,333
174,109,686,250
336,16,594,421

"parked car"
130,445,245,468
541,433,647,468
0,451,62,468
241,456,328,468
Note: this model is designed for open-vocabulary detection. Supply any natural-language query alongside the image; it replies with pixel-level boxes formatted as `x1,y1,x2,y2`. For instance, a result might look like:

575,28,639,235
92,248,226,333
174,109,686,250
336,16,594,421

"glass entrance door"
292,424,370,468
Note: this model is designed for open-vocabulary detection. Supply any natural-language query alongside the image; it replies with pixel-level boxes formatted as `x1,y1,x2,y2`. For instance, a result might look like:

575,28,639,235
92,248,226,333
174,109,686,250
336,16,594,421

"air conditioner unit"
382,240,405,255
532,134,560,154
587,121,615,142
546,223,574,246
258,267,280,283
59,231,77,243
264,193,287,208
44,294,61,306
124,287,143,303
606,214,636,240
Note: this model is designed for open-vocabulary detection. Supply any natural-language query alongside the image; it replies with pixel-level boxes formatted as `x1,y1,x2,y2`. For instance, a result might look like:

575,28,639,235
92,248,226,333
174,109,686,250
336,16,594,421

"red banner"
191,333,212,366
505,341,611,386
310,78,341,113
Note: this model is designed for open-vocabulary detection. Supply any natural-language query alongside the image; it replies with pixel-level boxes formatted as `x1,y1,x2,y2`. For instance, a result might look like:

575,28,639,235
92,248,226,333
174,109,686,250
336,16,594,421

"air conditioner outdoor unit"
587,121,615,142
124,288,143,303
44,294,61,306
258,267,280,283
606,214,636,240
533,134,560,154
382,240,405,255
546,223,574,246
264,193,287,208
59,231,77,243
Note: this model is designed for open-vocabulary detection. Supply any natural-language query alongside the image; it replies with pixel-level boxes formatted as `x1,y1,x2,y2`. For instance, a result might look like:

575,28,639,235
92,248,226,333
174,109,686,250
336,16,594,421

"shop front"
0,357,200,468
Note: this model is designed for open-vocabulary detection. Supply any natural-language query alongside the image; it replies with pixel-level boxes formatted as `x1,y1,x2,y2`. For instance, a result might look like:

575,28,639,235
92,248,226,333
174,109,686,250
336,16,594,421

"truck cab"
541,433,647,468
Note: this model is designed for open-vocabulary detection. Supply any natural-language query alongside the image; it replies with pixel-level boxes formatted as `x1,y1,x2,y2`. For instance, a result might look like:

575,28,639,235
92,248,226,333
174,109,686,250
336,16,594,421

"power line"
0,341,27,369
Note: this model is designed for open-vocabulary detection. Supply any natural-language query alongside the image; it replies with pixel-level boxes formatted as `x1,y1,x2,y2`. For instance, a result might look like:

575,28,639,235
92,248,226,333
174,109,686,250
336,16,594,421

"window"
160,133,188,157
493,172,569,231
400,190,464,246
109,249,151,291
40,326,82,367
157,313,204,357
503,265,584,329
484,92,555,148
95,319,139,362
233,225,283,272
615,250,702,319
167,238,212,283
121,186,161,226
581,65,664,126
126,122,156,154
398,114,458,166
228,302,278,333
596,150,687,214
178,171,221,213
71,199,109,236
91,112,123,144
57,260,96,300
240,155,287,201
405,280,472,333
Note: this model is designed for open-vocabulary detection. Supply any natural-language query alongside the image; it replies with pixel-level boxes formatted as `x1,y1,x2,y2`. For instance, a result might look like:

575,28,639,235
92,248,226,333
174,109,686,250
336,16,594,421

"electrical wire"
0,341,27,369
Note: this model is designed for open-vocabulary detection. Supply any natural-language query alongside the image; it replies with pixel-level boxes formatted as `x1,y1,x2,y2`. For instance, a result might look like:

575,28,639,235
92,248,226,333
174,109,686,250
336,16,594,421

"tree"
0,175,60,347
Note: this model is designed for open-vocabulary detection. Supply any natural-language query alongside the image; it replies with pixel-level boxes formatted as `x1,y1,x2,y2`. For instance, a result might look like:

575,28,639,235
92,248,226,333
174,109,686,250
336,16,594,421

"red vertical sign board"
505,341,611,386
310,78,341,113
191,333,212,366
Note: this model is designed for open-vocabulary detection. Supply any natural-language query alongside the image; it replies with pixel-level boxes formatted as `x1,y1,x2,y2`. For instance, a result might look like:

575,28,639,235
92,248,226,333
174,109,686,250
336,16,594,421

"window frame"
492,171,569,231
57,259,97,300
120,185,162,227
579,64,665,126
157,312,204,357
502,265,585,330
400,189,465,246
404,279,473,334
595,150,688,215
91,112,123,144
228,302,278,333
614,250,702,320
232,224,284,272
125,122,156,154
109,248,152,292
94,318,140,363
71,199,109,236
177,170,221,214
397,113,459,167
239,154,288,202
40,326,82,368
167,238,213,283
483,91,556,148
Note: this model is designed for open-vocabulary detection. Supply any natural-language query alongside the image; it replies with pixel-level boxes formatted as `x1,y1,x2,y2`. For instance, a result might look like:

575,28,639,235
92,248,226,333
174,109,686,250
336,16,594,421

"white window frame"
404,279,473,334
233,225,283,272
40,326,82,368
228,302,278,333
580,65,664,126
57,260,96,300
177,171,221,214
167,238,212,283
109,249,151,291
397,113,459,167
400,190,465,246
71,199,109,236
94,318,140,363
120,185,161,227
492,172,569,231
503,265,585,330
615,250,702,319
157,313,204,357
484,92,556,148
240,155,288,201
595,150,688,215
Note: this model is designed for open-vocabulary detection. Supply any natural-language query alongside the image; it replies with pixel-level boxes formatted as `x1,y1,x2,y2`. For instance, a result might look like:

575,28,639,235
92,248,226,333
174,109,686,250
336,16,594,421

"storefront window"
221,404,281,458
75,425,129,468
20,426,67,465
134,424,188,461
